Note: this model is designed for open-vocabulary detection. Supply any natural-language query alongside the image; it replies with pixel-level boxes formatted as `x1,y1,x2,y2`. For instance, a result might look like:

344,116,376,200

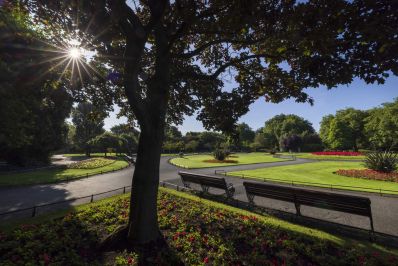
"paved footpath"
1,156,398,238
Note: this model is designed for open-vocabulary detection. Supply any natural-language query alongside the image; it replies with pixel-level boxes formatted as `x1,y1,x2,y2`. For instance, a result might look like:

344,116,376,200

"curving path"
1,156,398,238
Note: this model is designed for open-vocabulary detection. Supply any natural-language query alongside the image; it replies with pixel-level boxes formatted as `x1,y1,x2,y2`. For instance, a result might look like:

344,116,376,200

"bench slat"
179,171,228,190
243,181,372,218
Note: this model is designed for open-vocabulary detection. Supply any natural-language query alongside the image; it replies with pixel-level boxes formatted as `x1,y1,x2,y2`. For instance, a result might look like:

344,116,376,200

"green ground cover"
228,161,398,194
282,152,366,160
170,153,289,168
0,188,396,265
0,158,129,186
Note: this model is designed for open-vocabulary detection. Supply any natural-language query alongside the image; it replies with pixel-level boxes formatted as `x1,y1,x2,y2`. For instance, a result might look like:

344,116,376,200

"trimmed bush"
365,151,398,173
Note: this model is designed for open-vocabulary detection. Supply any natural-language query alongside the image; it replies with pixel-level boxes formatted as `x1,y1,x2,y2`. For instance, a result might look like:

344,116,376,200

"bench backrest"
179,171,227,190
243,181,371,217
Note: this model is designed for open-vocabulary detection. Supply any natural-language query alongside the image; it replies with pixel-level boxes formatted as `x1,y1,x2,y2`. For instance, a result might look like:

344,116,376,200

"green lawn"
170,153,290,168
228,161,398,194
281,152,366,160
0,158,129,186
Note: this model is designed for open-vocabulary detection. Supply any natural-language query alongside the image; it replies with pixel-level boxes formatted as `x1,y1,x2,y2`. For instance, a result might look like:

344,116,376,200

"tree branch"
171,37,267,59
210,53,274,78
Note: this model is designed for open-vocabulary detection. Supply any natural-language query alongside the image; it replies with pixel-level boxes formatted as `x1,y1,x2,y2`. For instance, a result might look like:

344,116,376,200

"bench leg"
200,184,209,194
182,181,191,188
226,184,235,199
369,212,375,241
246,193,255,207
294,203,301,216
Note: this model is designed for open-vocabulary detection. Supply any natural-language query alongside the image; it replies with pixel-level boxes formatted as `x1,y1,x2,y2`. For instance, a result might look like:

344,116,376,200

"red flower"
203,257,209,264
335,169,398,182
311,151,363,156
43,253,50,265
358,256,366,265
128,257,134,264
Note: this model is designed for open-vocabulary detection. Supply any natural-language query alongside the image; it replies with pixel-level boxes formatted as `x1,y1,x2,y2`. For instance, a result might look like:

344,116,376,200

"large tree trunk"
127,120,165,244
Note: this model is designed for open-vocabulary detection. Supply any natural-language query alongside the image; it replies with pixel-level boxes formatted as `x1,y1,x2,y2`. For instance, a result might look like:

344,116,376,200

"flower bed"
335,169,398,182
1,189,397,265
312,151,363,156
68,158,116,169
203,159,239,163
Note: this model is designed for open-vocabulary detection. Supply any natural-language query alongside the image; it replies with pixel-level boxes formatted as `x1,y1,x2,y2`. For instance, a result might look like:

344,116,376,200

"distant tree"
281,134,302,152
320,108,368,150
263,114,315,150
301,132,323,152
63,122,77,152
365,99,398,150
89,132,122,156
119,133,138,155
165,125,183,141
236,123,255,150
111,123,140,137
319,115,334,148
184,140,199,153
72,103,106,156
198,132,225,152
163,140,185,153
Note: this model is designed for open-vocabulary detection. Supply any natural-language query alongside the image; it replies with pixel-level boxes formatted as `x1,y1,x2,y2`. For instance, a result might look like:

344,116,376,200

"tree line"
66,98,398,156
163,98,398,154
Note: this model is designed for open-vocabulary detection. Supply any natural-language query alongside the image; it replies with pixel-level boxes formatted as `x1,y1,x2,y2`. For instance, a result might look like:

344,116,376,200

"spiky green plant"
364,151,398,173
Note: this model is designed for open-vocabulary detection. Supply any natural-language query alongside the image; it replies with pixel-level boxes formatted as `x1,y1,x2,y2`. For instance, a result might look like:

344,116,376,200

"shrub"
365,151,398,173
178,152,184,158
213,149,227,161
269,149,276,155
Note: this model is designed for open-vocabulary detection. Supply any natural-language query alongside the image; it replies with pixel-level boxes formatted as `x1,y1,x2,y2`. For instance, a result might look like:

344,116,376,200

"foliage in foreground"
365,151,398,173
1,189,397,265
67,157,116,169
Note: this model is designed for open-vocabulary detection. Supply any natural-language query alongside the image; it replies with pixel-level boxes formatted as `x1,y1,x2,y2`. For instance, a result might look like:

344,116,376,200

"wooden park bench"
243,181,374,233
179,171,235,199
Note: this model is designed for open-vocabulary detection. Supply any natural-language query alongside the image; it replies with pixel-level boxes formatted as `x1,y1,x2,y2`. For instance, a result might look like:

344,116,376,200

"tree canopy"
365,99,398,150
0,6,72,166
263,114,315,150
320,108,368,150
71,102,107,156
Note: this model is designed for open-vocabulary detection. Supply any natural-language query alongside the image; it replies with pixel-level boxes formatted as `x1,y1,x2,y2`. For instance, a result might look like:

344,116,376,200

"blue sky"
104,76,398,133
